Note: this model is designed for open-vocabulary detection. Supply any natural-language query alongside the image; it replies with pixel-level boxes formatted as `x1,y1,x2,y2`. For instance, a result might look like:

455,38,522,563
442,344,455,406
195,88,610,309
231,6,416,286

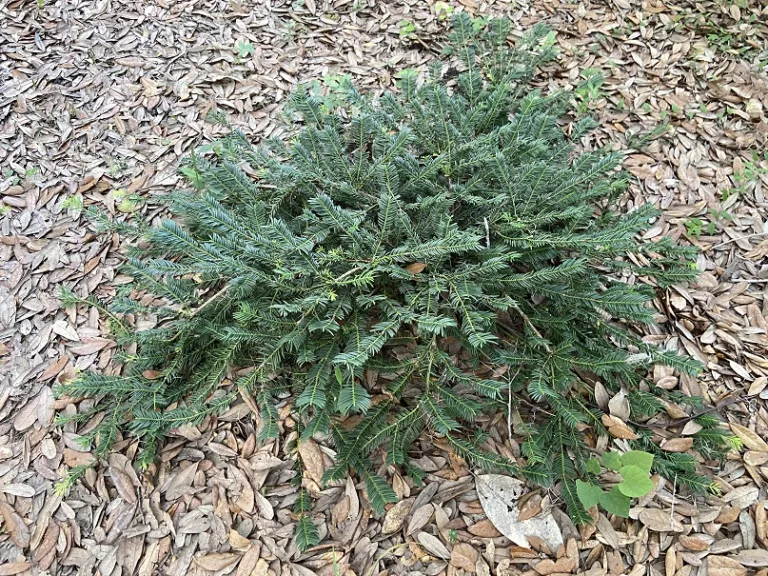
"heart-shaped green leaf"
576,479,603,509
618,465,655,497
599,486,630,518
586,458,602,475
621,450,654,473
601,451,622,471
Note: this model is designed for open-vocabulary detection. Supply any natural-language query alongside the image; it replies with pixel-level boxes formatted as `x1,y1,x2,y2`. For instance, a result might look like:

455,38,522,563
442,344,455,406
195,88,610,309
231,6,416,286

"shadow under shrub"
58,14,730,544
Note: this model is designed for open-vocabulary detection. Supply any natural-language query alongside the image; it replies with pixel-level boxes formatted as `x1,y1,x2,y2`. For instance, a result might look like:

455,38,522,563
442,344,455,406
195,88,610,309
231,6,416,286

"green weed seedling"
576,450,655,518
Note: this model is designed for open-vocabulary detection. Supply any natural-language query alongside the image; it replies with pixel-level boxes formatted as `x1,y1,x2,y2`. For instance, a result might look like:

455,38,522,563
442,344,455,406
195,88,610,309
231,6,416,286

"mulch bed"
1,0,767,574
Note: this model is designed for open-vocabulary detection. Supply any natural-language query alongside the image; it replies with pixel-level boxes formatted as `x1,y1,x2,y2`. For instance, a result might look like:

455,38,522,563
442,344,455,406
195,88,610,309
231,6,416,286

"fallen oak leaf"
194,553,240,572
0,562,33,576
476,474,563,551
707,555,747,576
0,501,30,548
404,262,426,274
382,498,414,534
730,422,768,452
417,532,450,560
661,437,694,452
601,414,639,439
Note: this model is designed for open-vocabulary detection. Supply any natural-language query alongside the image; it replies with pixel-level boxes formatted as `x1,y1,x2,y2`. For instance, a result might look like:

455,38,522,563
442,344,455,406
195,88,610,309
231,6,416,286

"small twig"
363,543,410,576
629,393,755,430
511,303,552,354
711,232,767,249
507,367,522,441
333,265,365,283
517,396,556,418
185,284,230,318
670,474,677,524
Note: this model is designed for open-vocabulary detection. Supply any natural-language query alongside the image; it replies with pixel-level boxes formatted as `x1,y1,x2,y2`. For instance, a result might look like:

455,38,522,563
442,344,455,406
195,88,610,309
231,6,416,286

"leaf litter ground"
1,0,767,575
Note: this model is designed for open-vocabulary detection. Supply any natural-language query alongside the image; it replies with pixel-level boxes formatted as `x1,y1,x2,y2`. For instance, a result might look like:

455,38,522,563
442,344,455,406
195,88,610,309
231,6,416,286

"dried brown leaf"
381,498,414,534
450,543,479,571
730,423,768,451
0,501,30,548
708,555,747,576
194,552,240,572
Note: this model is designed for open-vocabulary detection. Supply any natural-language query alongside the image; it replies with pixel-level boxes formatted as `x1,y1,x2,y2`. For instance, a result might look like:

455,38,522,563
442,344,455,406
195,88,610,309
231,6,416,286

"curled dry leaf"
381,498,414,534
407,504,435,536
594,381,610,410
666,548,677,576
109,466,137,503
468,518,501,538
601,414,639,440
518,493,543,522
450,543,479,572
532,556,576,575
236,545,261,576
731,549,768,567
730,423,768,452
0,501,30,548
228,530,251,552
404,262,426,274
661,437,694,452
743,451,768,466
476,474,563,551
417,532,450,560
229,466,255,514
608,390,630,420
0,563,33,576
297,438,326,486
638,508,685,532
164,462,198,501
723,486,759,509
194,552,240,572
707,555,747,576
678,535,713,551
717,507,741,524
1,483,36,498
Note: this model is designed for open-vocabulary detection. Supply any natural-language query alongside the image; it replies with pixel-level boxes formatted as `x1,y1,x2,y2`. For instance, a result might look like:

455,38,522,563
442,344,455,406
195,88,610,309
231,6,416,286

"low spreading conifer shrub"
59,15,730,547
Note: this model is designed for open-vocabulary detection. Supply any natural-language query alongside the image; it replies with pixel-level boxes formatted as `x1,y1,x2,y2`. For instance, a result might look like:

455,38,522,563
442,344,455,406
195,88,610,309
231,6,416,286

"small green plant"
471,17,488,33
61,194,84,211
0,204,11,216
728,155,768,197
573,70,604,116
234,40,255,59
708,207,733,223
281,21,297,42
448,528,459,543
304,73,354,114
685,208,734,238
106,158,126,179
3,168,20,185
59,15,729,548
758,51,768,71
576,450,655,518
113,189,144,213
399,20,417,40
684,217,714,238
434,2,454,20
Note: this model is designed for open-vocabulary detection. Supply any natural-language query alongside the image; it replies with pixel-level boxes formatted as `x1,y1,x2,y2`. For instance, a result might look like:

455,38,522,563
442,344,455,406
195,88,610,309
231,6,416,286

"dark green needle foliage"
58,14,729,543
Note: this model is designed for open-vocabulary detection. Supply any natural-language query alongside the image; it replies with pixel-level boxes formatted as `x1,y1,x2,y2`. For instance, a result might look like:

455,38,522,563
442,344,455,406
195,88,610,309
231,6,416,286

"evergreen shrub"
59,15,729,545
